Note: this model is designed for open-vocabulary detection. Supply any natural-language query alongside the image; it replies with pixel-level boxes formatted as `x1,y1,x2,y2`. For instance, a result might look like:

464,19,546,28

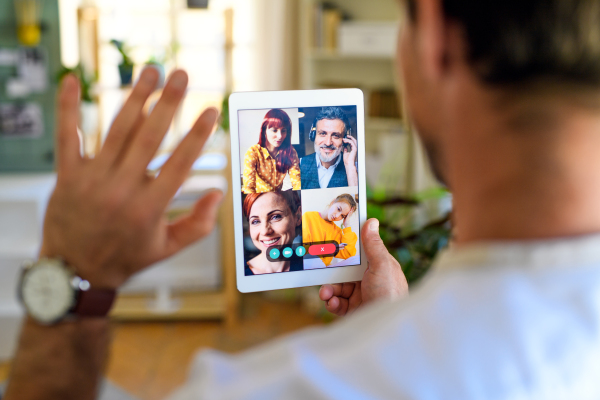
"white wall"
0,174,55,361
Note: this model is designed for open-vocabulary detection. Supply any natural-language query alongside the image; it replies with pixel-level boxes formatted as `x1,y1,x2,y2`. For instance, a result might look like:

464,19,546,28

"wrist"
20,257,117,324
38,245,123,290
25,315,111,330
4,316,111,400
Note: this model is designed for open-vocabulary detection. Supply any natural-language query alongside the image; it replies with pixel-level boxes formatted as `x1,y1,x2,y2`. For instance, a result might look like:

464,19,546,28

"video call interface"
238,105,361,276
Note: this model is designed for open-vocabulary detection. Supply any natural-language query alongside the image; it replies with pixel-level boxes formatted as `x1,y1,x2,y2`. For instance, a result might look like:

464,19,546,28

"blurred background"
0,1,451,399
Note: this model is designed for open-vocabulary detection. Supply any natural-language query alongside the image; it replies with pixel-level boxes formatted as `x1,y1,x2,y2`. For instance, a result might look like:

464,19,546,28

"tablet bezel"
229,89,368,293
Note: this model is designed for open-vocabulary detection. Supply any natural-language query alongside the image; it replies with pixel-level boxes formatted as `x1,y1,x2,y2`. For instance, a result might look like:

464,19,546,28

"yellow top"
242,144,301,193
302,211,357,267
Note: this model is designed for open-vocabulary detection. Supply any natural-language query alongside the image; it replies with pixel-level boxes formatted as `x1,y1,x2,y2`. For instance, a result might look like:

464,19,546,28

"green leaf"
366,203,385,221
413,187,449,202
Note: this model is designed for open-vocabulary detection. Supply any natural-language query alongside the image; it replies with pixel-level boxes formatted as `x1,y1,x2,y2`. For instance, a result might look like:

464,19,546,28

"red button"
308,243,336,256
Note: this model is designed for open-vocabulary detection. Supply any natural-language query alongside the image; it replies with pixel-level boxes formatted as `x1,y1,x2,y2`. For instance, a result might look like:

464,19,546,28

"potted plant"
110,39,134,86
145,55,166,88
57,64,96,102
367,186,452,284
219,93,230,132
144,43,179,88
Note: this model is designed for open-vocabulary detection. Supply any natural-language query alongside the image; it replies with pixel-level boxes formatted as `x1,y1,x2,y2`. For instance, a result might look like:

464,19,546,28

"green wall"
0,0,61,172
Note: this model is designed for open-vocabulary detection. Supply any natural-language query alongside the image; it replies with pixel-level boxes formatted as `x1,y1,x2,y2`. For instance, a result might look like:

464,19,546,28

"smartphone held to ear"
228,89,368,293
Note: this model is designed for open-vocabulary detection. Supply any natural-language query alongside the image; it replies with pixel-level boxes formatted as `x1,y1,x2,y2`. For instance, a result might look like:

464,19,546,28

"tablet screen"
237,106,361,276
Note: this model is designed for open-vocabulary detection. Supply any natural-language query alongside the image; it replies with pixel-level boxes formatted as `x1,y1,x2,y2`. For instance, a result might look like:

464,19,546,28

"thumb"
165,190,224,256
361,218,389,272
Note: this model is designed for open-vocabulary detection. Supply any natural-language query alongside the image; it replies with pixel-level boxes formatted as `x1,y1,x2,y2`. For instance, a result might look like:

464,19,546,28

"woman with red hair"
243,191,303,275
242,109,301,193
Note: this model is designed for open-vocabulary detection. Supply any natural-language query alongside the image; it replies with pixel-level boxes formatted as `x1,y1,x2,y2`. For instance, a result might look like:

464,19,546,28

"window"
61,0,259,154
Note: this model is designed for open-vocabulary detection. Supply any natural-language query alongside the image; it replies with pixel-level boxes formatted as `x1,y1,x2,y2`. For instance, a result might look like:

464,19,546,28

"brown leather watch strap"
72,288,116,317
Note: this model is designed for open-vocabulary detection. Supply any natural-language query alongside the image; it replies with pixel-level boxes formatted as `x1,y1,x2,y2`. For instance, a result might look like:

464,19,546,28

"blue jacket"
300,153,349,189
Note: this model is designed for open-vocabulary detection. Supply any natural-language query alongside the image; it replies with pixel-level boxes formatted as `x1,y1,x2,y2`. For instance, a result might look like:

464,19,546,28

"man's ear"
415,0,447,81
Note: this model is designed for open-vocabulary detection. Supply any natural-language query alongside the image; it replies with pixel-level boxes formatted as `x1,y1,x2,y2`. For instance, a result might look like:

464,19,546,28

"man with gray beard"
300,106,358,189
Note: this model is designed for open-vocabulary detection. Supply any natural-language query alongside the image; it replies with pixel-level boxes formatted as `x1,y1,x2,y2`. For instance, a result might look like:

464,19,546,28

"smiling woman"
242,191,303,275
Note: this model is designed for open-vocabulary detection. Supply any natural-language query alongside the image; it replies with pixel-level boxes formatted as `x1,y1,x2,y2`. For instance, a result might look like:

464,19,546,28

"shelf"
110,291,227,321
367,117,403,131
309,49,395,62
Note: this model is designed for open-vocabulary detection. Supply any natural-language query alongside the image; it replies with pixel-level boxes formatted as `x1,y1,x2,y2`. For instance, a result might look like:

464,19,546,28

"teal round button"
269,248,280,259
295,246,306,257
282,247,293,258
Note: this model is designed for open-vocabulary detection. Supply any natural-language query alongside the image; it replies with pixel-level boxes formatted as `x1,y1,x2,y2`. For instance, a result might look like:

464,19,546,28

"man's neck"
445,82,600,244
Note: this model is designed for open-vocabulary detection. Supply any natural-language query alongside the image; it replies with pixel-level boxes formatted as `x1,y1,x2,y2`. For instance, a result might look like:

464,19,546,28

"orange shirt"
302,211,357,266
242,144,301,193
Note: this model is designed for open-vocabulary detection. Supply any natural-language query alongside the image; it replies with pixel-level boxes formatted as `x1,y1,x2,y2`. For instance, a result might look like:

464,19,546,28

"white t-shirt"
168,234,600,400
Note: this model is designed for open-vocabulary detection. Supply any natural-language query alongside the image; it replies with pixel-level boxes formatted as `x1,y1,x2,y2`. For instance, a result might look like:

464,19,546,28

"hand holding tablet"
229,89,368,292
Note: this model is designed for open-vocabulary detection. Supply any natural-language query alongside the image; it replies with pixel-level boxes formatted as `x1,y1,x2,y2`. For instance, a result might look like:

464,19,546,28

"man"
6,0,600,398
300,106,358,189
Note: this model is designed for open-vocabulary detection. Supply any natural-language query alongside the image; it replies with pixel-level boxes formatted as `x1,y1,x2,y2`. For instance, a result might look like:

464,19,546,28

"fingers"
319,284,334,301
119,70,188,177
117,112,147,162
347,281,363,311
98,67,158,169
153,108,219,204
326,282,355,298
361,218,390,273
321,282,362,316
56,75,82,177
343,136,357,150
324,283,362,316
164,190,223,258
325,295,348,316
360,218,409,302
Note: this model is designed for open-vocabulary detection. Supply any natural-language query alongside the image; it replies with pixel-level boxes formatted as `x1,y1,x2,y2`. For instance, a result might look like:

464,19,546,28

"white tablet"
229,89,368,292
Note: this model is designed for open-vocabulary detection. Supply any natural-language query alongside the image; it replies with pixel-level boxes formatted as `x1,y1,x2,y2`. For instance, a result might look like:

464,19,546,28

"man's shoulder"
300,152,316,163
406,265,600,349
300,153,317,169
179,266,600,399
327,156,349,187
351,266,600,389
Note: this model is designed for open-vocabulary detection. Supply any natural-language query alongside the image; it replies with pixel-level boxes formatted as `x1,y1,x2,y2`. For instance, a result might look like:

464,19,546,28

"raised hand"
342,208,356,229
319,218,409,316
342,134,358,166
41,69,222,290
342,135,358,186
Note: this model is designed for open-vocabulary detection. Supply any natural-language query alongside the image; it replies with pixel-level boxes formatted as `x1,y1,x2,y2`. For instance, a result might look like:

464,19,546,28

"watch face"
21,260,76,324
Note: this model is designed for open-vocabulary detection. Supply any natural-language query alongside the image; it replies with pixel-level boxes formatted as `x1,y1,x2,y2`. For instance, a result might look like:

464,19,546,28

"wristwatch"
18,258,116,324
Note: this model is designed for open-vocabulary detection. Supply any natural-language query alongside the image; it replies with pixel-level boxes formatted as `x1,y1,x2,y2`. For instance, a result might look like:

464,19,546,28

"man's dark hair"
315,107,351,135
407,0,600,89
